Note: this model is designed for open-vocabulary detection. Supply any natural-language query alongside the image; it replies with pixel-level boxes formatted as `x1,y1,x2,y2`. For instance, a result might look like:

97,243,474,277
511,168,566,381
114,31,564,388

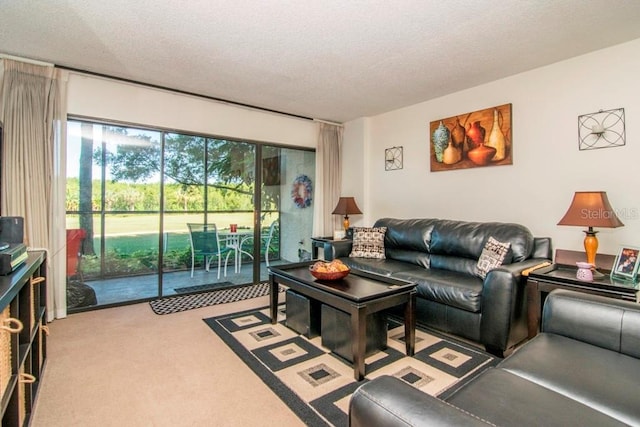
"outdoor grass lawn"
67,212,277,254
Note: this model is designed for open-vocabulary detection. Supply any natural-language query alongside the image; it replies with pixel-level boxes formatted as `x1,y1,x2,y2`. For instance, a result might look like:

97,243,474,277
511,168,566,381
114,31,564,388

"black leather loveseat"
350,290,640,426
324,218,552,355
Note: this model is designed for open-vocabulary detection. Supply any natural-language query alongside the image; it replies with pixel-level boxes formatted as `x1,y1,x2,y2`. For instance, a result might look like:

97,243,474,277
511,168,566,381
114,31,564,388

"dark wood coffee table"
268,261,416,380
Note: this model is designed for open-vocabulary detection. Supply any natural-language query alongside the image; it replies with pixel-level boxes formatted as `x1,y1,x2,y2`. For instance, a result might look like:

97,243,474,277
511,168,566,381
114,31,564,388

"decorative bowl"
309,267,350,281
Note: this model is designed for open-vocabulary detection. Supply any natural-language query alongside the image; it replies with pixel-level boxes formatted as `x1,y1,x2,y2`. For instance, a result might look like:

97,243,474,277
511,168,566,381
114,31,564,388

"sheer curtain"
313,122,343,237
0,59,68,320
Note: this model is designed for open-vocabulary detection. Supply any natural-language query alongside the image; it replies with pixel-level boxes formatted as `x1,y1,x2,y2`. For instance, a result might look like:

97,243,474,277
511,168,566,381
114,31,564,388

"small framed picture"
611,246,640,281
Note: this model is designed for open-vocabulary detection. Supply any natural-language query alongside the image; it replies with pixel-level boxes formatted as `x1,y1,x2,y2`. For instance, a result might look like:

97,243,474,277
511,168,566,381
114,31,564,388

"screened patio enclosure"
66,119,315,311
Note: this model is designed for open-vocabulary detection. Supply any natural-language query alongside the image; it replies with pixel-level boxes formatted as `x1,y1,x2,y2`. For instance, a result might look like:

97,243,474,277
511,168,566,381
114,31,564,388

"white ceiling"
1,1,640,123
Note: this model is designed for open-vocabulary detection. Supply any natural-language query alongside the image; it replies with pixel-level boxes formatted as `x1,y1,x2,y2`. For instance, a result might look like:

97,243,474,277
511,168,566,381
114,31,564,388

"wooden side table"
526,264,639,338
311,236,351,259
310,236,332,259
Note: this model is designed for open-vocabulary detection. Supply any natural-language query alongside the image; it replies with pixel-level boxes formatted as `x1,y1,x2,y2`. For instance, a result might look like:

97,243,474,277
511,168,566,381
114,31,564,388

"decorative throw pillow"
349,227,387,259
475,236,511,279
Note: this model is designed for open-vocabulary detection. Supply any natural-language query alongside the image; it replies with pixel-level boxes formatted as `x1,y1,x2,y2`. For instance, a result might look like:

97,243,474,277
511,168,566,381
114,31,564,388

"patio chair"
262,220,279,267
239,220,279,267
187,223,232,279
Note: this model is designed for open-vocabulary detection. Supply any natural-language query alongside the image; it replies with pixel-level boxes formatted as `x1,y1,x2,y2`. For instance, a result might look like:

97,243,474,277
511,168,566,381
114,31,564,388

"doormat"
174,282,234,294
149,282,284,315
204,306,499,427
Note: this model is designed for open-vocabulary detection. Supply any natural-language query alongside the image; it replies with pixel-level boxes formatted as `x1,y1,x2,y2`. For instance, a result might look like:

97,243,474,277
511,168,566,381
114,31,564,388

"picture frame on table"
611,245,640,282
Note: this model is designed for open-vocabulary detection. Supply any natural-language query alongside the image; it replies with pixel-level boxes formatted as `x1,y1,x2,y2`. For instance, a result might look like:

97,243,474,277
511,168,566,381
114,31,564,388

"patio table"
221,231,253,273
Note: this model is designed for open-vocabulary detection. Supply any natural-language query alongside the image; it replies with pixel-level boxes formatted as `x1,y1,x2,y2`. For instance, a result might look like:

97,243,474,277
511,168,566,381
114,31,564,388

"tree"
102,133,279,209
79,123,95,255
173,186,199,211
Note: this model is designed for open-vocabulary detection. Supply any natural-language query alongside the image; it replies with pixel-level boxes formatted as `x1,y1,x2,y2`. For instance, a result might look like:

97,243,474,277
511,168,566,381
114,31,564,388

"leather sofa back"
430,220,534,262
532,237,553,259
543,290,640,358
376,218,437,252
374,218,536,273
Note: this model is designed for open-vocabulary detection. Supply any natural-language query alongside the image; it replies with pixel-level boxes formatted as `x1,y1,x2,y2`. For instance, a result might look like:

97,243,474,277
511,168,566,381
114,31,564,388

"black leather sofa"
349,290,640,426
324,218,552,355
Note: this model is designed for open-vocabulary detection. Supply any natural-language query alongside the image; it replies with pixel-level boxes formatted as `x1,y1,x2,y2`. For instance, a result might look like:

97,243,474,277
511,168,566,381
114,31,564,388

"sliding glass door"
66,118,315,311
160,135,257,294
66,121,163,307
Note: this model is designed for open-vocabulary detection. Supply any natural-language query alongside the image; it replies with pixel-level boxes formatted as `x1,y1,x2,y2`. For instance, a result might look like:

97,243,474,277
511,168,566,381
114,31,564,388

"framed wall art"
429,103,512,172
262,155,281,186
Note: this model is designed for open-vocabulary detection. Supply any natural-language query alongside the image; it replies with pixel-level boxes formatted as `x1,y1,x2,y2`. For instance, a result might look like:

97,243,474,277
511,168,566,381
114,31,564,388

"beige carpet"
31,293,303,427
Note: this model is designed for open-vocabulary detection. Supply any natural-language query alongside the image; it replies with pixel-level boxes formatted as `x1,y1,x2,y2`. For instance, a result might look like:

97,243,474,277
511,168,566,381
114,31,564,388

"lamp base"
583,227,598,267
343,216,350,233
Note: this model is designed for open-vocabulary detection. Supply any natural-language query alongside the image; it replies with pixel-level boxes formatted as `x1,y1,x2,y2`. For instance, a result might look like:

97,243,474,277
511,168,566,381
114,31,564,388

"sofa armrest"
350,376,491,427
479,258,552,351
322,239,353,260
542,289,640,358
494,257,552,277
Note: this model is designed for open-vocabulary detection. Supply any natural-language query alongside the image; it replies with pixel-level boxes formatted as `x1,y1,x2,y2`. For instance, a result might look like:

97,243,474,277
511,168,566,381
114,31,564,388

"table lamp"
557,191,624,266
332,197,362,233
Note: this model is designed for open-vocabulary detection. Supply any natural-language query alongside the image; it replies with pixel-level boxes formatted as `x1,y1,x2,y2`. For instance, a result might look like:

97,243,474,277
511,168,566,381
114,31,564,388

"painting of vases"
429,103,512,172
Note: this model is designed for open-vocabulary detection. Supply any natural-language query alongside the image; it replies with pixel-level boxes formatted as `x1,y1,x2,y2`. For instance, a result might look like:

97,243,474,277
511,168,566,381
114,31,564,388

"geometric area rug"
149,282,284,315
203,305,499,427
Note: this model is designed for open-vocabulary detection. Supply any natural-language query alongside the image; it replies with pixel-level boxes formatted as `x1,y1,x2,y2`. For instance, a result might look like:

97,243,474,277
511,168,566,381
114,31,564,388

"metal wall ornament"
578,108,625,150
385,146,403,170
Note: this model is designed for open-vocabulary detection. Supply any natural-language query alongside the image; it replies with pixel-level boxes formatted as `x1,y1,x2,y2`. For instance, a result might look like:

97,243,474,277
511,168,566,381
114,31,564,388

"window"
66,119,315,310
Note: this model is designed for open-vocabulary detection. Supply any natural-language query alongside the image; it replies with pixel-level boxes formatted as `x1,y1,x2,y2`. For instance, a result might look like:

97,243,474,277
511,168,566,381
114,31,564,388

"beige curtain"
0,59,68,320
313,123,342,237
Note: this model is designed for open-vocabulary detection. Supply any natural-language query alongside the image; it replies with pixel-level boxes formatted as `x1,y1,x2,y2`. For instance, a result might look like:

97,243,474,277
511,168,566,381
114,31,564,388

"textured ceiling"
1,1,640,123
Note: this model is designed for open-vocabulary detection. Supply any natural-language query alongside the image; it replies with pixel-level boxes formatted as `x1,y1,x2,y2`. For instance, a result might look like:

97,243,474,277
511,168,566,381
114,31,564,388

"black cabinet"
0,251,47,426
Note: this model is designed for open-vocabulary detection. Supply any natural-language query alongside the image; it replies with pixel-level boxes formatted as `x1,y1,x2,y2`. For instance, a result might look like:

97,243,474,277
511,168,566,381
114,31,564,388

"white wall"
344,38,640,258
67,73,317,147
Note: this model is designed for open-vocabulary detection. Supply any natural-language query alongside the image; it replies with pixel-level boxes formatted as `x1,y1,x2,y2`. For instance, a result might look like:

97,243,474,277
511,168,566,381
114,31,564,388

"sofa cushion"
350,226,387,259
475,236,511,279
373,218,437,253
394,268,483,313
384,248,430,269
339,257,482,313
497,333,640,426
430,220,534,263
340,257,415,276
429,254,478,276
447,368,627,427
